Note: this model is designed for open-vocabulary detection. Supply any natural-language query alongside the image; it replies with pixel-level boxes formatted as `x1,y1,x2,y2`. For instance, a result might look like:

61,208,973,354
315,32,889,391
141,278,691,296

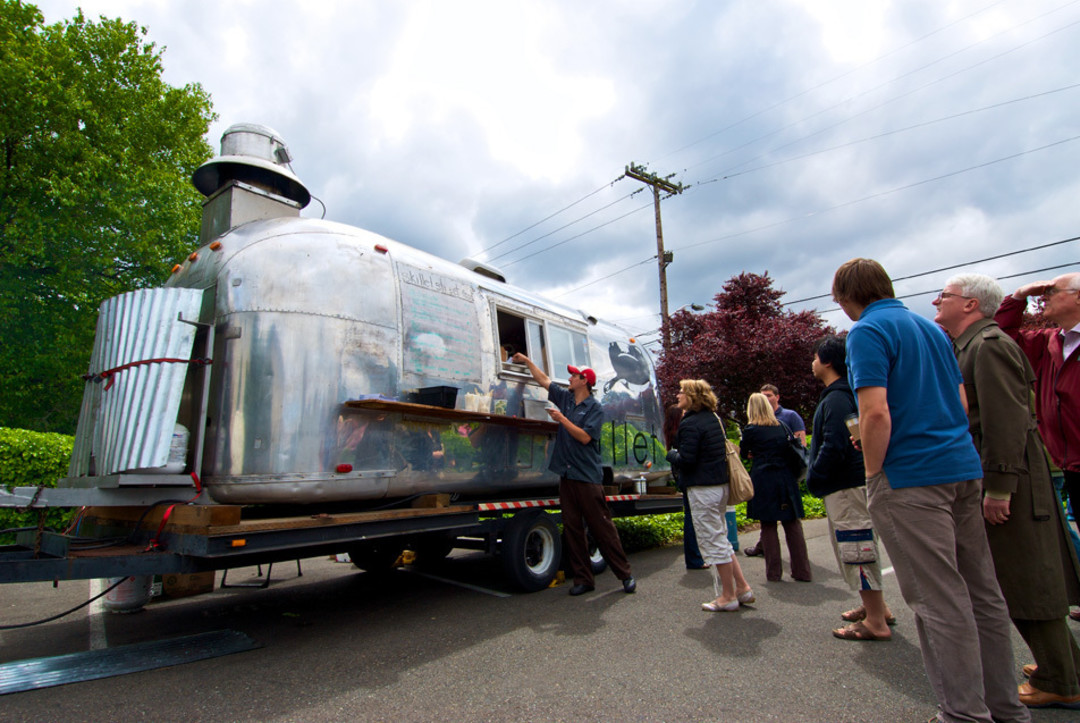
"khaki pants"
866,472,1029,723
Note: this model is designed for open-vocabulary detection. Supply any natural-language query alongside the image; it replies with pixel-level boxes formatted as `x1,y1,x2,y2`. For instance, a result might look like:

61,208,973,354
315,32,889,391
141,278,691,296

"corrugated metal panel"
68,288,205,477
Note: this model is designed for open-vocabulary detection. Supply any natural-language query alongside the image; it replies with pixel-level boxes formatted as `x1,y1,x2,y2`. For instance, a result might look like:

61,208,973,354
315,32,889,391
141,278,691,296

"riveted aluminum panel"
68,288,205,478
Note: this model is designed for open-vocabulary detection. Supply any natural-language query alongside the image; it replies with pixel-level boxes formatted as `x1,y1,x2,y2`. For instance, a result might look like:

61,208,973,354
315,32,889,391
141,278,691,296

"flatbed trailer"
0,491,683,593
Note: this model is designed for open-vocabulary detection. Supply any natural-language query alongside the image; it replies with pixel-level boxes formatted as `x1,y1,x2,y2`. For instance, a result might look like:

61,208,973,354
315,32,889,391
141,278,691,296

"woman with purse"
667,379,755,611
740,393,811,582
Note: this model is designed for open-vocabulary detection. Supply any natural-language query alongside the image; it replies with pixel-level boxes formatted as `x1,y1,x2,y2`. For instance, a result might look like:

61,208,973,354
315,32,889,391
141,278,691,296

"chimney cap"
192,123,311,207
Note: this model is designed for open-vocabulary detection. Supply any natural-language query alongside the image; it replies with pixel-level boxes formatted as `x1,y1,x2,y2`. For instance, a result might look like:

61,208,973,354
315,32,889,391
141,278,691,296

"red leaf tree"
657,272,833,423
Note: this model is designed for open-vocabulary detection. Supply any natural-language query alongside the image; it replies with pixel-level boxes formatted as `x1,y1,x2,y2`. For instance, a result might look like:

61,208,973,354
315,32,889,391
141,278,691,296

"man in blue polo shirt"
832,258,1028,723
512,352,636,597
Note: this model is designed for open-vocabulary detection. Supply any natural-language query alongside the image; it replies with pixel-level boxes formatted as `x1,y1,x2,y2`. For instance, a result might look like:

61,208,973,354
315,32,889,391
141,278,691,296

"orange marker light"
230,539,247,548
209,241,223,251
188,252,199,262
171,264,182,274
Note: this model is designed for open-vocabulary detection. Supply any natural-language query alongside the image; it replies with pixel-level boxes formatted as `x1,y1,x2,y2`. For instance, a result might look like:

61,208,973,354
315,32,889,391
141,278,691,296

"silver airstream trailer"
64,123,667,507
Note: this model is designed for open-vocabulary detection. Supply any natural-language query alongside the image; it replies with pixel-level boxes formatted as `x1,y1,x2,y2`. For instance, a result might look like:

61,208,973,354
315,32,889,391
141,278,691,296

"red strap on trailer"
84,357,212,391
146,472,204,552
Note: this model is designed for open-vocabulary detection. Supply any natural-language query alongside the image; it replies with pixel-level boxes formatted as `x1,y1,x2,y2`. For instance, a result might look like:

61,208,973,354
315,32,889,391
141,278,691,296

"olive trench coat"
954,317,1080,620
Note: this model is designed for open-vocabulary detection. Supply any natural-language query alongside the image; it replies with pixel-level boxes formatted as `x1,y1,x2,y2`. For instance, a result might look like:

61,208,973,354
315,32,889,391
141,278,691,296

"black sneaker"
569,583,595,596
743,545,762,557
622,576,637,594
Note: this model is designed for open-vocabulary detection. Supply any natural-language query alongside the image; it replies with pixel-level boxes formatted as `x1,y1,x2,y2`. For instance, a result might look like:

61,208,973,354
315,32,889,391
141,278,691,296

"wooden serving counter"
343,399,559,434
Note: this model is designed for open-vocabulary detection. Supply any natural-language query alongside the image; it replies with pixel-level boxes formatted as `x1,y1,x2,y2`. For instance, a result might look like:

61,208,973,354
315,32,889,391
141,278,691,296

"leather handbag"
724,438,754,505
779,421,809,482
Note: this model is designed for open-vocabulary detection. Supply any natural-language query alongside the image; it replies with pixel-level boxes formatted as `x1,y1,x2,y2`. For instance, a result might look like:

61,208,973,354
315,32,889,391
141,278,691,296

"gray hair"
946,273,1003,319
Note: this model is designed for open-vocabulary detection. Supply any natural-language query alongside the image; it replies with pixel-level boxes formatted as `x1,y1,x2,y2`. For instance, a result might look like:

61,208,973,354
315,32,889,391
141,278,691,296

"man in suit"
936,273,1080,710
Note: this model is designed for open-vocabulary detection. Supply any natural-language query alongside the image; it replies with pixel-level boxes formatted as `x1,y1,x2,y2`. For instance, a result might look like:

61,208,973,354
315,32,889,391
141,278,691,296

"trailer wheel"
348,539,402,574
501,513,561,592
562,530,609,575
587,533,609,575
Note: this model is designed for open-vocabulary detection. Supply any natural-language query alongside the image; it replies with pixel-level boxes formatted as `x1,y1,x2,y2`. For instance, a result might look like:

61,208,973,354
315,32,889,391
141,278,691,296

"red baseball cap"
567,365,596,387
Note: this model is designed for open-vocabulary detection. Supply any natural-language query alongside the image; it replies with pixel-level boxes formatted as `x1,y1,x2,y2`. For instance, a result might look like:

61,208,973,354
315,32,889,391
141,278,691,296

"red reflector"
336,463,353,473
374,244,389,254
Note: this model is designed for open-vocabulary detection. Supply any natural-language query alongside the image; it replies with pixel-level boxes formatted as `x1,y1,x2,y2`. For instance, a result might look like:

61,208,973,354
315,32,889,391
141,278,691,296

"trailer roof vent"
193,123,310,207
459,258,506,283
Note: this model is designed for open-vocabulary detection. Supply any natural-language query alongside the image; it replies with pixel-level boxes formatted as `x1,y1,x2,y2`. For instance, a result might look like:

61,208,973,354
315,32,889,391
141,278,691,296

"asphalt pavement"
1,518,1077,722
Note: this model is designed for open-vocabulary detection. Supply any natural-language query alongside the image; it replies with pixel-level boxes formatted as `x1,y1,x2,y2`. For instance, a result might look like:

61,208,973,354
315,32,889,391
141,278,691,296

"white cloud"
36,0,1080,333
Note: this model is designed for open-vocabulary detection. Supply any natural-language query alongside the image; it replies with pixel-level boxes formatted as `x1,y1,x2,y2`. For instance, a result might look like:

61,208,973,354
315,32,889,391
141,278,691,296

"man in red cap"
513,353,636,596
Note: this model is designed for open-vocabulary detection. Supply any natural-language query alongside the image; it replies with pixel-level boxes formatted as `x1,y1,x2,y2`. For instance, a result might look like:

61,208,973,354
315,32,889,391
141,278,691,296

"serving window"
494,307,587,382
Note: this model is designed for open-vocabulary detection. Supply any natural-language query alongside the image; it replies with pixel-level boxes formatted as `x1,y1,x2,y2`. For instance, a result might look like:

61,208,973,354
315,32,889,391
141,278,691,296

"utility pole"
625,162,685,350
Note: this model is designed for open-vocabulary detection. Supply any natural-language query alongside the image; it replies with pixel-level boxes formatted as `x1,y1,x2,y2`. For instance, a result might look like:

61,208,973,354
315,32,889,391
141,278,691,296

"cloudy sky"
41,0,1080,345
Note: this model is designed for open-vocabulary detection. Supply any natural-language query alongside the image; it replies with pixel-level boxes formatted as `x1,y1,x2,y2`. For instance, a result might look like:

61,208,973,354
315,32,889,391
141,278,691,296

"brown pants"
759,519,811,582
560,477,632,586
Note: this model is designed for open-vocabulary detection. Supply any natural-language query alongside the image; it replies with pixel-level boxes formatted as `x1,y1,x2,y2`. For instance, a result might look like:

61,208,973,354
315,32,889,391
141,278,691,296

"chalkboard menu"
399,264,481,383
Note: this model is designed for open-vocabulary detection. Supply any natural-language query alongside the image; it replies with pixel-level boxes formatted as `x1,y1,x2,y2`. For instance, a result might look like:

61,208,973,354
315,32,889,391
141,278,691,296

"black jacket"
666,409,729,491
805,379,865,498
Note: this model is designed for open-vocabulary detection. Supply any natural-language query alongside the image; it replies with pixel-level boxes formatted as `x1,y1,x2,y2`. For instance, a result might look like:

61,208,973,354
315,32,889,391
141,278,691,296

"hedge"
0,427,76,544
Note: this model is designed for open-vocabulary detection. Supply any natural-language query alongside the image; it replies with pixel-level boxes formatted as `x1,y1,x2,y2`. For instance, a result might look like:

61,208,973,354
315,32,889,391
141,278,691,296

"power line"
656,0,1010,163
784,235,1080,305
488,189,641,263
687,3,1080,183
502,201,654,268
478,176,626,258
483,5,1079,277
814,261,1080,314
717,83,1080,183
682,133,1080,252
556,128,1080,299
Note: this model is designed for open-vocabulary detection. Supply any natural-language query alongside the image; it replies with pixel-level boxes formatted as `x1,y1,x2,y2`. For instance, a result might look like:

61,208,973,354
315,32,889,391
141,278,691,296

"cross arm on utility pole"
625,162,685,350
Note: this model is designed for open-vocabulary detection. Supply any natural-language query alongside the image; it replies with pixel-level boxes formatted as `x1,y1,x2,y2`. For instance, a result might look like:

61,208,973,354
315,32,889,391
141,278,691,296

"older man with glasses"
936,273,1080,710
995,273,1080,542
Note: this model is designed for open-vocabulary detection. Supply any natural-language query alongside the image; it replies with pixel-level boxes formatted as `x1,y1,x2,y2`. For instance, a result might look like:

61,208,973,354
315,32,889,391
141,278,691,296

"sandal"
832,621,891,642
702,598,740,612
737,589,755,605
841,606,897,626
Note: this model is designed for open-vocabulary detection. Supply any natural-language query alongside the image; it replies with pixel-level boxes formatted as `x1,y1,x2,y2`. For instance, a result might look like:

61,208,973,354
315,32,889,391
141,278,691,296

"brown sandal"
832,621,892,642
841,606,897,626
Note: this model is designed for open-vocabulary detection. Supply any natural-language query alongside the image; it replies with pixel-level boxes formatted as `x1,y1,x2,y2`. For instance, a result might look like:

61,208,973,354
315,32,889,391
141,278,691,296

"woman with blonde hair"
667,379,755,611
741,393,811,582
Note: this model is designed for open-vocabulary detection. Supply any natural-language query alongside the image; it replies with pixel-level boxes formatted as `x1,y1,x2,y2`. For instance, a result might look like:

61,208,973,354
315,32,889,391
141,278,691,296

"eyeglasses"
934,291,973,303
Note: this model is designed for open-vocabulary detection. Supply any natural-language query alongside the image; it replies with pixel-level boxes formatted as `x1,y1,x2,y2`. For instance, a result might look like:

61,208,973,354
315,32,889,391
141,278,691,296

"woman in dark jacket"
740,392,811,582
666,404,707,569
668,379,755,611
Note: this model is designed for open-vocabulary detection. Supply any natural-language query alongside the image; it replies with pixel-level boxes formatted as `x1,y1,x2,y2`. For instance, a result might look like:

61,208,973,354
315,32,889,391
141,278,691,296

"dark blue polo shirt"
547,384,604,484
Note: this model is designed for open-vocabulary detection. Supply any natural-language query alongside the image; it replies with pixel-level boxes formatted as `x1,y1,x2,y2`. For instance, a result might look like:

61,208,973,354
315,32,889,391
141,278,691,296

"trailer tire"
562,530,609,575
501,513,561,592
587,534,609,575
348,539,403,574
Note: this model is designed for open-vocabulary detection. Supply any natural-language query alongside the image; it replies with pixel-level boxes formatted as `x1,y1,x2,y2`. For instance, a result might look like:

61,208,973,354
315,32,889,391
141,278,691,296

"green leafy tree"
0,1,215,433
